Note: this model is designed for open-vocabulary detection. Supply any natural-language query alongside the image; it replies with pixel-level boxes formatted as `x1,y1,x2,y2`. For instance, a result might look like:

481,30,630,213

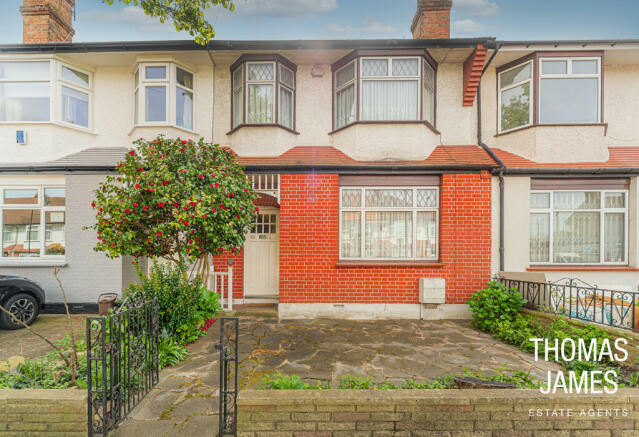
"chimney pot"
411,0,452,39
20,0,75,44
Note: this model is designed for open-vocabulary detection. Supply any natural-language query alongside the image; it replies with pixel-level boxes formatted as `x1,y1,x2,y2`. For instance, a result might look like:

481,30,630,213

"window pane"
45,211,65,255
176,87,193,130
335,84,355,128
541,60,567,75
573,60,598,74
605,192,625,208
145,66,166,80
232,88,243,127
500,63,531,88
61,86,89,127
145,86,166,122
134,88,139,125
540,78,599,123
423,82,434,124
0,82,50,122
604,213,624,263
530,213,550,262
232,67,243,91
361,80,418,121
336,62,355,88
362,59,388,77
279,87,293,129
62,66,89,87
416,189,437,207
4,189,38,205
44,188,65,206
553,191,600,209
553,211,600,263
500,82,530,131
416,211,437,258
531,193,550,209
0,61,49,80
365,189,412,207
392,58,418,76
341,211,360,258
248,63,274,81
134,68,139,86
341,189,361,207
2,210,40,257
365,211,412,258
247,84,273,123
176,68,193,89
423,61,435,88
280,65,294,88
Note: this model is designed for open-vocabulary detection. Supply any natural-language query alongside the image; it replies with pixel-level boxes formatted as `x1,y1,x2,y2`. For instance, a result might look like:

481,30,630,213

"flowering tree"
88,136,257,281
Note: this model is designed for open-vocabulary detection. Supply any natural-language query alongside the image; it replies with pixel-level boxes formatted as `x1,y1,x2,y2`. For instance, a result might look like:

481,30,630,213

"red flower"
256,207,260,212
174,202,179,207
158,202,164,207
129,150,135,156
211,207,216,213
134,184,140,189
142,206,147,210
180,148,185,153
211,173,216,177
202,214,207,218
237,214,240,218
190,202,196,206
91,201,95,208
181,140,187,145
198,174,203,179
244,188,248,193
215,182,219,188
137,167,143,172
184,220,189,225
125,208,130,213
156,231,162,236
133,203,138,207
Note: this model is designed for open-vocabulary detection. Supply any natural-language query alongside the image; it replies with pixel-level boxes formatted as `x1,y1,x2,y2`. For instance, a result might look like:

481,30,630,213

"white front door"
243,209,279,298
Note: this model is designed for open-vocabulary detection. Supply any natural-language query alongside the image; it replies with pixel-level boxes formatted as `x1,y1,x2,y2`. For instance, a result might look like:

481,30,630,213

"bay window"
340,186,439,260
498,53,602,133
230,55,296,132
134,62,194,130
530,190,627,265
0,186,66,259
0,60,92,128
333,51,437,131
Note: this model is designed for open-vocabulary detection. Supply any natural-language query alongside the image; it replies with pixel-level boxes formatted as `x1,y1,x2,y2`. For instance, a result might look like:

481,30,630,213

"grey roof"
0,147,128,172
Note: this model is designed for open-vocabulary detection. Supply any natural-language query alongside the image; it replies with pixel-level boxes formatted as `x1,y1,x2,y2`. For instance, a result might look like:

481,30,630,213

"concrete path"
112,312,560,436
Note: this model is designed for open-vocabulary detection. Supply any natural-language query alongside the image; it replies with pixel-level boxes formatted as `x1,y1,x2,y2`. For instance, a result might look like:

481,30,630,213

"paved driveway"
113,312,559,436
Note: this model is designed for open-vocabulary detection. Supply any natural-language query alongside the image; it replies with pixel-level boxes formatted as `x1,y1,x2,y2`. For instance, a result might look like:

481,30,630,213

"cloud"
328,19,395,35
231,0,338,17
79,6,176,33
452,0,500,17
451,19,492,35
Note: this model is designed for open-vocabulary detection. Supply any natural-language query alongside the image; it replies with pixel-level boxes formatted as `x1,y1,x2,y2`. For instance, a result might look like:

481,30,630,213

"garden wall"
238,388,639,436
0,389,87,435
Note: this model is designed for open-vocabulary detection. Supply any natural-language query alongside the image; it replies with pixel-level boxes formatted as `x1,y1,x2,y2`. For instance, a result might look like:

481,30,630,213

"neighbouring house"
0,0,637,318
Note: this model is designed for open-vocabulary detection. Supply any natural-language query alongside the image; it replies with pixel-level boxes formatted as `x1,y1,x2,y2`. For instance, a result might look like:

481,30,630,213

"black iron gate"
215,317,239,436
86,297,160,436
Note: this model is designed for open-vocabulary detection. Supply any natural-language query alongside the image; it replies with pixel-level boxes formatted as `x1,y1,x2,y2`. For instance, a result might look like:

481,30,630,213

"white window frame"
57,62,92,130
334,60,357,129
175,66,194,130
245,61,276,125
0,185,66,261
339,186,439,261
134,62,195,131
497,59,534,134
358,56,422,122
231,64,244,129
530,189,628,265
538,56,601,125
278,64,295,130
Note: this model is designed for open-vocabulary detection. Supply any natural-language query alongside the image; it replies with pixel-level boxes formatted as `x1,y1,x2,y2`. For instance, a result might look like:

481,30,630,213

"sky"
1,0,639,43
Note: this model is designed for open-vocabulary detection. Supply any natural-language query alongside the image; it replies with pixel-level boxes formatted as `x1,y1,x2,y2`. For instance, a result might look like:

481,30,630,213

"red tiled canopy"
493,147,639,170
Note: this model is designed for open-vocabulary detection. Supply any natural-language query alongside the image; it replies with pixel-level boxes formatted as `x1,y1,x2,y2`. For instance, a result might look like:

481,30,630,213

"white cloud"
79,6,176,33
231,0,338,17
328,19,395,35
451,19,491,35
452,0,500,18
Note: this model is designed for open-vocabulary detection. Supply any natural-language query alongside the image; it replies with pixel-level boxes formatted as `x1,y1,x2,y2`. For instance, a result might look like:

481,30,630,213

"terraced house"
0,0,637,319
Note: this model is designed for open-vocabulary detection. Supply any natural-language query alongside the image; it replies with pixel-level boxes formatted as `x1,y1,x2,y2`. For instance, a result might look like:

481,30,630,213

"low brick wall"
0,389,87,436
238,388,639,436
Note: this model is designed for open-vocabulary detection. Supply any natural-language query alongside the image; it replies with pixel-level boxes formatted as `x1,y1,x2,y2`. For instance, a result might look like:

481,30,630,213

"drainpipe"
476,44,506,272
207,49,216,142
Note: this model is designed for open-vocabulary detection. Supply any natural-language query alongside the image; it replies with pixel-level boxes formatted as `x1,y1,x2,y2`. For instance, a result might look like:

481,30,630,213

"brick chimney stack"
20,0,75,44
411,0,452,39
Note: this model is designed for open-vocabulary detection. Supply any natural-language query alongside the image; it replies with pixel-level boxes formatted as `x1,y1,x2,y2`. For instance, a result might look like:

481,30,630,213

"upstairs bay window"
230,55,297,132
0,60,91,128
333,52,437,131
498,53,602,133
134,63,194,130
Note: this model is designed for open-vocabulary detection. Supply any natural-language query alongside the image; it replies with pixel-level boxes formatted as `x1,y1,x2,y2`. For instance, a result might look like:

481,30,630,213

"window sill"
0,259,67,267
329,120,439,136
527,265,638,272
495,122,608,138
335,260,443,268
226,123,299,136
0,121,97,135
129,123,197,136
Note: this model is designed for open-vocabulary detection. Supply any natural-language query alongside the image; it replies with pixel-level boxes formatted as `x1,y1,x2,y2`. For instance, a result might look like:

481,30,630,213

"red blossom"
137,167,143,172
129,151,135,156
180,148,185,153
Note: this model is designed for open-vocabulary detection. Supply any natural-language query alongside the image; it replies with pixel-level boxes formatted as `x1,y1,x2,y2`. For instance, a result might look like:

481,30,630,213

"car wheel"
0,293,40,330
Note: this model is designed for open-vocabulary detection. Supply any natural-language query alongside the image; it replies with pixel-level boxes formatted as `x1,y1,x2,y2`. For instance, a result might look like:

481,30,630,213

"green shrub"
467,281,527,332
337,374,376,389
159,338,189,368
259,373,328,390
492,314,538,351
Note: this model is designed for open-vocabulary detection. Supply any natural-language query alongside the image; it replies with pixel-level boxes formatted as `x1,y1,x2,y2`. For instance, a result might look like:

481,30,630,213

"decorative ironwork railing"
496,276,639,332
86,297,160,436
215,317,239,436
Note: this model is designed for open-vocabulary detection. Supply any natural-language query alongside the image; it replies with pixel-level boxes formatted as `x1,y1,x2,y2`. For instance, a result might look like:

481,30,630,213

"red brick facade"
21,0,74,44
216,171,492,306
410,0,452,39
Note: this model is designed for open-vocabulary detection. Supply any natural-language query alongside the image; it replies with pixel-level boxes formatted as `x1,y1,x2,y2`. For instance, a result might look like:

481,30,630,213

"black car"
0,275,45,330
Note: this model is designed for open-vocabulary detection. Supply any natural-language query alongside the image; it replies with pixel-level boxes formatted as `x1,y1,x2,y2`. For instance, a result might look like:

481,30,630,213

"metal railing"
210,266,234,311
497,276,639,332
86,297,160,436
215,317,239,436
